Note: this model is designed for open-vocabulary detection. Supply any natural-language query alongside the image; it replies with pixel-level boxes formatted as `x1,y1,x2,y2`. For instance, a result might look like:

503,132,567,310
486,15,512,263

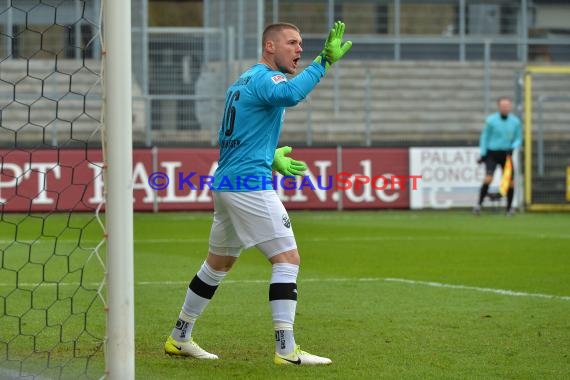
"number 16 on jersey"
222,90,240,136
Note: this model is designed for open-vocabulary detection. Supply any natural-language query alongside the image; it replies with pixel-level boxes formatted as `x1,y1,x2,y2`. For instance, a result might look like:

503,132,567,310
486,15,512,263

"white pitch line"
135,277,381,286
2,235,570,246
1,277,568,302
384,277,570,301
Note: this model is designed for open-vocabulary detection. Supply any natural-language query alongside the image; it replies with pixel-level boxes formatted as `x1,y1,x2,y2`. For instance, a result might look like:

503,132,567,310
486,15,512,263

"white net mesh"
0,1,105,378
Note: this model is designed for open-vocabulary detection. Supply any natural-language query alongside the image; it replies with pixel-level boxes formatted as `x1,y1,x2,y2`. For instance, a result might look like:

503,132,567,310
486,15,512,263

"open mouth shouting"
291,56,301,72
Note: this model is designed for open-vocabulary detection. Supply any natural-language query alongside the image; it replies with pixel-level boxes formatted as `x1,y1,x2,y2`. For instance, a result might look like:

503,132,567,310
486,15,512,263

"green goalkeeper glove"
314,21,353,72
272,146,307,176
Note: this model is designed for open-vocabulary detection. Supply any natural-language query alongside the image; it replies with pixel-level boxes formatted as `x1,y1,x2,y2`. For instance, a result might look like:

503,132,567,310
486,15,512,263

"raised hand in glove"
314,21,352,72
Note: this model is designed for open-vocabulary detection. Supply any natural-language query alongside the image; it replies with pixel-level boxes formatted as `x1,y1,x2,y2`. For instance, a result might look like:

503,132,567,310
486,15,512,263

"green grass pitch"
1,210,570,379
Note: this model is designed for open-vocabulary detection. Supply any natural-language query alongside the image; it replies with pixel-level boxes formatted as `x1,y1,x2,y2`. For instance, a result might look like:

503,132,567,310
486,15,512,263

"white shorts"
208,190,297,258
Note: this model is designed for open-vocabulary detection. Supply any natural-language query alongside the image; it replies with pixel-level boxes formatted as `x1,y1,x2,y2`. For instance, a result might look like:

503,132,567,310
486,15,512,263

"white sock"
171,261,227,342
275,329,296,356
269,263,299,355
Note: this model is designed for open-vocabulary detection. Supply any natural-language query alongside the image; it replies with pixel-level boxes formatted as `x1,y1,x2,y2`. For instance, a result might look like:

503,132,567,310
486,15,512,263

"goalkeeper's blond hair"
262,22,300,47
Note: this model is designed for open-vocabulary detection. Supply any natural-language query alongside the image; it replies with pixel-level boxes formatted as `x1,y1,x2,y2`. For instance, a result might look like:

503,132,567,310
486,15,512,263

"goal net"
0,1,106,378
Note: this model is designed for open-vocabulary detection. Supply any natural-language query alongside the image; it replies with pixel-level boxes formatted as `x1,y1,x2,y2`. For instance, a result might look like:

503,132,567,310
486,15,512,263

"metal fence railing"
127,0,569,147
1,0,569,148
131,27,227,146
126,37,570,148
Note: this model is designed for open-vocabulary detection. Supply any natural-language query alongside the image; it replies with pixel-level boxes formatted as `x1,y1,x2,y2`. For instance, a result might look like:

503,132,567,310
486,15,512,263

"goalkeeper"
165,22,352,365
474,96,522,215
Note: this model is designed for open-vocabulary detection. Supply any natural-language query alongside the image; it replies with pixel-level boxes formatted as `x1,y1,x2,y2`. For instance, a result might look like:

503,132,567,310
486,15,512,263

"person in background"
474,96,522,216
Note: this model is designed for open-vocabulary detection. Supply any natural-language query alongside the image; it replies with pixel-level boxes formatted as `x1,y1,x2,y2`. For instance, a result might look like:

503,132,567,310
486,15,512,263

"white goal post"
103,0,135,379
